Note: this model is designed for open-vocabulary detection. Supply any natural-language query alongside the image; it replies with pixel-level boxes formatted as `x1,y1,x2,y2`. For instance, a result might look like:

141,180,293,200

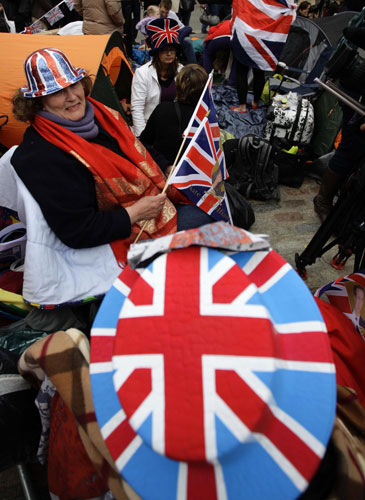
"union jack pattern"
169,117,232,224
147,18,180,49
231,0,296,71
29,20,44,33
90,246,336,500
64,0,75,11
44,5,64,26
22,48,86,98
183,73,227,181
315,271,365,340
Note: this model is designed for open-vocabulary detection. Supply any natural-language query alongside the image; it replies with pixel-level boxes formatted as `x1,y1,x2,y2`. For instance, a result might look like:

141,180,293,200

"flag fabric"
90,245,335,500
231,0,296,71
64,0,75,10
44,5,64,26
169,117,232,224
29,20,45,33
314,270,365,340
183,72,228,181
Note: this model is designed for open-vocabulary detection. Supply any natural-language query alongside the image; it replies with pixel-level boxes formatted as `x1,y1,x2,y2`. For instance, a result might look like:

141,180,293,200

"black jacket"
11,125,132,249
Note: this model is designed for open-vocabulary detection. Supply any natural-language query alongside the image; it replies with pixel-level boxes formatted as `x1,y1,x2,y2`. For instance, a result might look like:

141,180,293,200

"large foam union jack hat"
145,17,181,55
90,224,336,500
21,48,86,98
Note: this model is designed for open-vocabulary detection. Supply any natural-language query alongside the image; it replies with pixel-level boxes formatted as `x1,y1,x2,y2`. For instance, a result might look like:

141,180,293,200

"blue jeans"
176,204,215,231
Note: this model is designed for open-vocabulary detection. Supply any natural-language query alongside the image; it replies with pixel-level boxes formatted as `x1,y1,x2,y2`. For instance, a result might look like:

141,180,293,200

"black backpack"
224,135,280,201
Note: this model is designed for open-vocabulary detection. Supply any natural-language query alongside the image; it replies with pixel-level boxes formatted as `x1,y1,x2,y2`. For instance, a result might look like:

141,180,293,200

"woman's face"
42,81,86,121
158,46,177,65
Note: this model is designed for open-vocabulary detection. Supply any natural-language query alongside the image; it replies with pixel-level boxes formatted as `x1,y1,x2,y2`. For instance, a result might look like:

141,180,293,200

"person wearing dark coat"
140,64,208,172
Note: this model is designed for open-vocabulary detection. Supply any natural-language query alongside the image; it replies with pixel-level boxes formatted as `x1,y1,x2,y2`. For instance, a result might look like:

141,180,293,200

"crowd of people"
1,0,365,499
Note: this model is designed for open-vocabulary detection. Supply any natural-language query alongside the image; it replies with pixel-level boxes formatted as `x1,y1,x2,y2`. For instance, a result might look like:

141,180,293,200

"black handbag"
199,6,220,26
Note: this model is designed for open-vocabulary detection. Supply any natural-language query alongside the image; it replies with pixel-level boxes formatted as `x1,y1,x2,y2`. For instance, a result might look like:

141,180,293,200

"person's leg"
232,60,249,113
251,67,265,108
181,37,197,64
176,204,215,231
122,0,133,57
131,0,141,44
178,8,191,26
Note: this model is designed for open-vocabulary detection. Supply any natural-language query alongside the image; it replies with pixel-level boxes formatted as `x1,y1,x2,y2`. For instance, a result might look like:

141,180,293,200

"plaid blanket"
18,329,129,500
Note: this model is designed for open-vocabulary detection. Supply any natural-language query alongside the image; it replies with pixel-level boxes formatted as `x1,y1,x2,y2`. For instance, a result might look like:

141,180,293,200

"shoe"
251,102,259,110
231,106,247,114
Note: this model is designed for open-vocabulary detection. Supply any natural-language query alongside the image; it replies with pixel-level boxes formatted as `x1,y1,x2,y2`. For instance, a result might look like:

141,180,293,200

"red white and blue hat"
90,231,336,500
21,48,87,98
146,17,181,55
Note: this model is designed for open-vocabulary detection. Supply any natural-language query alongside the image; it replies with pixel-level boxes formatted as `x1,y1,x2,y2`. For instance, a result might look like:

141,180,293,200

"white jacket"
0,147,121,307
131,61,183,138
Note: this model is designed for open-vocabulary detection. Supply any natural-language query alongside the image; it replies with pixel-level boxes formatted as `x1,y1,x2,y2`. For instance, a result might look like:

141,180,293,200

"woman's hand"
126,194,167,224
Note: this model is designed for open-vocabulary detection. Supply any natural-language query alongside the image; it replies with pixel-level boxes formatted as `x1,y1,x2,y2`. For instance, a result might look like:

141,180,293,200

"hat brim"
21,69,86,98
90,245,336,500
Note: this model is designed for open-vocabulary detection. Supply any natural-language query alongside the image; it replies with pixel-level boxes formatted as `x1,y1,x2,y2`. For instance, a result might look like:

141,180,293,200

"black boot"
313,167,342,222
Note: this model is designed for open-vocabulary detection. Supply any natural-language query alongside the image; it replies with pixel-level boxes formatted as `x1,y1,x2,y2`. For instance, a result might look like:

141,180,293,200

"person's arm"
131,66,149,137
105,0,125,26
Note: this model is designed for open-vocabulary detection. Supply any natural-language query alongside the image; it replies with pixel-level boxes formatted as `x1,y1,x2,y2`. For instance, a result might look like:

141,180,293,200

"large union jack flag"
147,18,180,49
231,0,296,71
169,117,232,224
90,246,336,500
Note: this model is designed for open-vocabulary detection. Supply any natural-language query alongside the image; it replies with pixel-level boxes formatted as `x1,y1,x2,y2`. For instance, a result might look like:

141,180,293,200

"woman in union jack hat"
9,47,213,313
131,17,183,138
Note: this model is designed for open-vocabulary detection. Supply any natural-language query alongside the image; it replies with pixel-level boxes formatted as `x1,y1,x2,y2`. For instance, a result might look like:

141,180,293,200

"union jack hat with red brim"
145,17,181,54
21,47,86,98
90,232,336,500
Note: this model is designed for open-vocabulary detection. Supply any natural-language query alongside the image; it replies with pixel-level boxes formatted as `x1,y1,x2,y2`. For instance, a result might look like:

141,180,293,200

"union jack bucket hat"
90,225,336,500
145,17,181,55
21,47,87,98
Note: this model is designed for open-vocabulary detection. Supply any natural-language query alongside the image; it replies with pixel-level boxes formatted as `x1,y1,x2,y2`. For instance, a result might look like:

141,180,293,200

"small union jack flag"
147,17,180,49
184,72,228,181
29,20,44,33
170,116,232,224
231,0,296,71
90,246,336,500
64,0,74,11
44,5,64,26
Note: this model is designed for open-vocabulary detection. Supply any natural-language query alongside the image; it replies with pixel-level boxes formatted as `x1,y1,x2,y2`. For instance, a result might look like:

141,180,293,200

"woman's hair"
152,49,180,79
298,1,311,11
12,75,93,123
176,64,208,105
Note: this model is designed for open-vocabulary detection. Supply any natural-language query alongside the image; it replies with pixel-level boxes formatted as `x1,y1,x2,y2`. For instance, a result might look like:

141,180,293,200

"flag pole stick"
133,109,211,245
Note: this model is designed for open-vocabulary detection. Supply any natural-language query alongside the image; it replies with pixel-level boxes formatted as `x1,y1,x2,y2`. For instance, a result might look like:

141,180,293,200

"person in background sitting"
73,0,125,35
131,17,183,137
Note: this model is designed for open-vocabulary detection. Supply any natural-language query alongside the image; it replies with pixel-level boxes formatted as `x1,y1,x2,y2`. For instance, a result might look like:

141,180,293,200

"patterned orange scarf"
33,97,187,264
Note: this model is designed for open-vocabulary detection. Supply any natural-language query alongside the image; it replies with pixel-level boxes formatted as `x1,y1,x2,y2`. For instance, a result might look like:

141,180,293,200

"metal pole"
16,463,39,500
314,78,365,116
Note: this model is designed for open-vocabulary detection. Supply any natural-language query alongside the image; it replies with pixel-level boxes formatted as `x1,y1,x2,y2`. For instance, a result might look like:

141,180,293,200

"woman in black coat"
140,64,208,172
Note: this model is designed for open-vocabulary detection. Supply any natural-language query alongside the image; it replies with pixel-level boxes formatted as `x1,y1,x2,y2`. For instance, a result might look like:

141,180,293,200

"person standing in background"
178,0,195,26
73,0,124,34
121,0,141,57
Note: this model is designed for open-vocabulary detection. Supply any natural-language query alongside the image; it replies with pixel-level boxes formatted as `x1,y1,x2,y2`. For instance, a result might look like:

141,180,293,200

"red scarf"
33,97,187,264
